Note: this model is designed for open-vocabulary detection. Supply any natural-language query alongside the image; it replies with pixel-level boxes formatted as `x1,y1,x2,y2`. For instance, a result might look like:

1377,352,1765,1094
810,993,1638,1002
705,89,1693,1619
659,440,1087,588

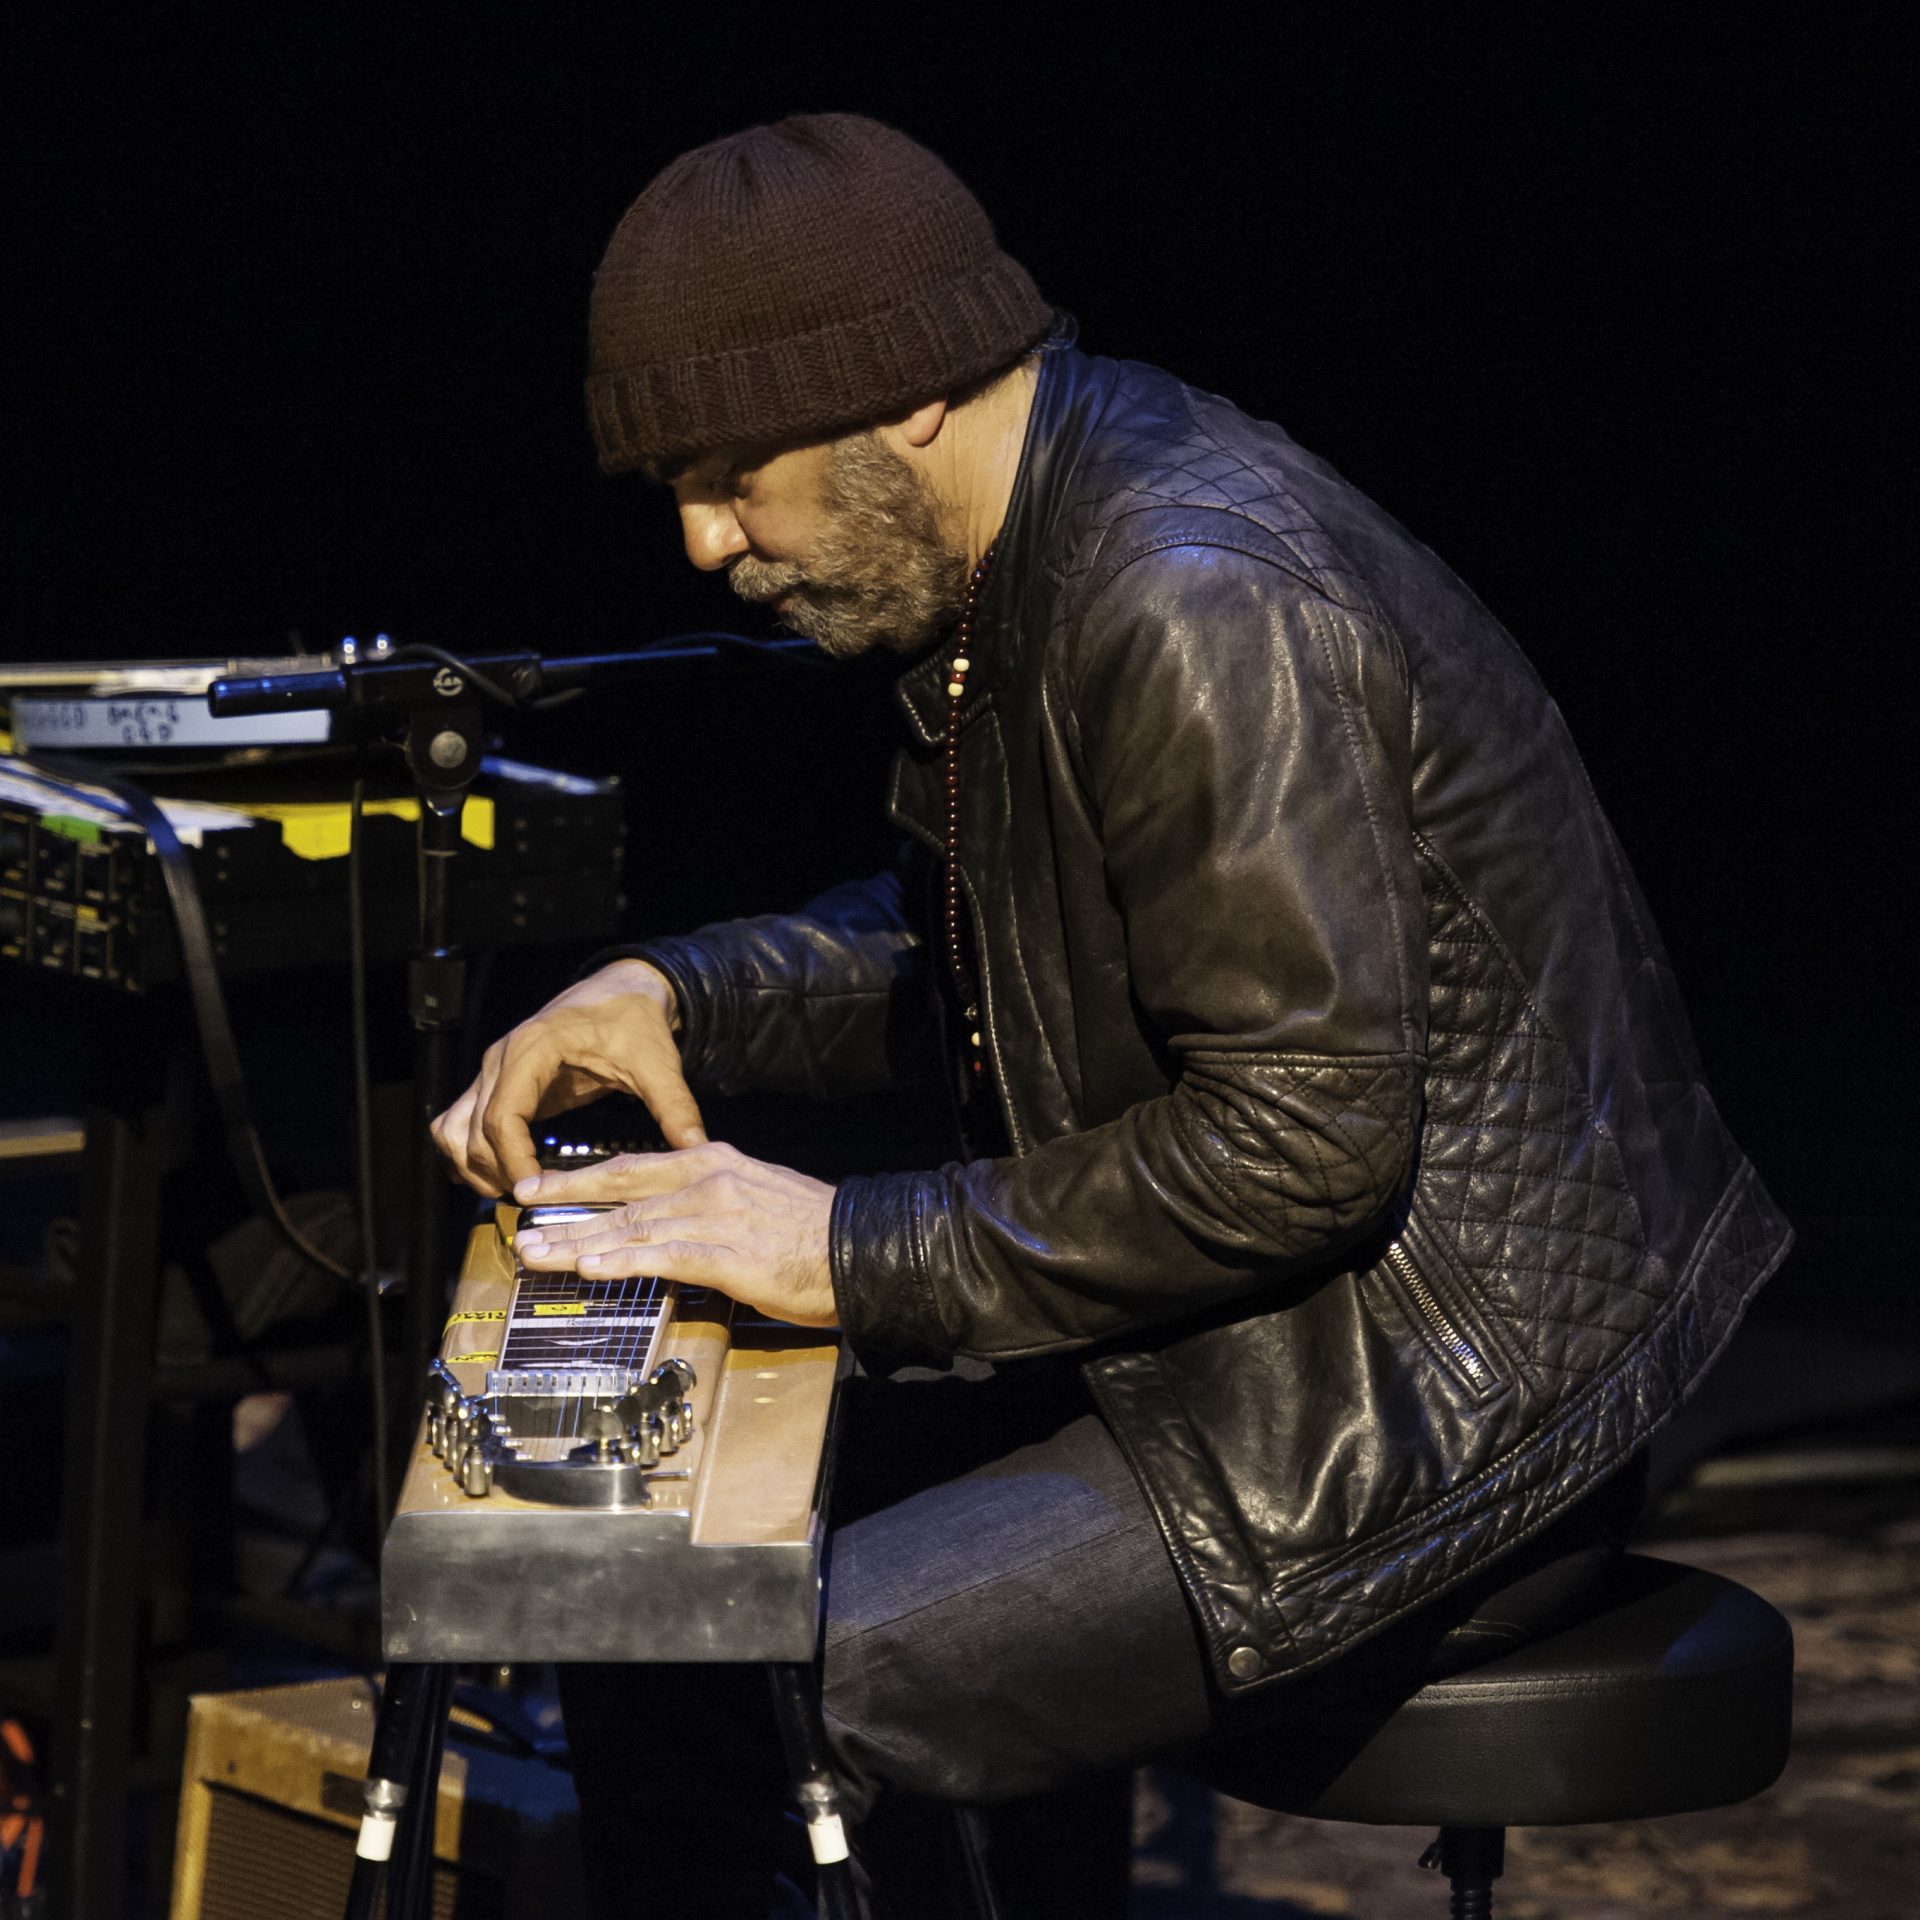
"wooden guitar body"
381,1204,842,1664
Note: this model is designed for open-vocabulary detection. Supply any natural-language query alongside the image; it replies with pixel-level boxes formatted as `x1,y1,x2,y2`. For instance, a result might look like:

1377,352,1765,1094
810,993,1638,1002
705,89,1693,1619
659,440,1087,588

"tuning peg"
650,1357,697,1397
580,1405,624,1444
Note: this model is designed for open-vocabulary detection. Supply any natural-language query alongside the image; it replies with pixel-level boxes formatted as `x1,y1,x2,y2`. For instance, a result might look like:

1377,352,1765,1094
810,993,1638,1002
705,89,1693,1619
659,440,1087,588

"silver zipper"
1384,1239,1492,1391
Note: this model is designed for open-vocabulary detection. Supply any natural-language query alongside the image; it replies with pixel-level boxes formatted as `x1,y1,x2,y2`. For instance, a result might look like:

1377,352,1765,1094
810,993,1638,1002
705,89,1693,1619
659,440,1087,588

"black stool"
1190,1554,1793,1916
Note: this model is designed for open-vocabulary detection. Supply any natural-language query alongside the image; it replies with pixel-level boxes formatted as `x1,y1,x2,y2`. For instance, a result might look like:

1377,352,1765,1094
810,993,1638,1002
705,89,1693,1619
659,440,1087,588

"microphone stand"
208,638,810,1408
210,636,859,1920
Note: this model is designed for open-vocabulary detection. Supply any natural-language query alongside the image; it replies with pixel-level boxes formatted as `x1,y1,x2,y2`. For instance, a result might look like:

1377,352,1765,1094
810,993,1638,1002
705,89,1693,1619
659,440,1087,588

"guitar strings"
503,1230,676,1450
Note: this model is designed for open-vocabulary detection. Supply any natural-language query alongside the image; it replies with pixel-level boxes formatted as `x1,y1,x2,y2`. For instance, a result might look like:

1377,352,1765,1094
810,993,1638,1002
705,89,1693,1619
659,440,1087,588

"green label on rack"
42,815,103,845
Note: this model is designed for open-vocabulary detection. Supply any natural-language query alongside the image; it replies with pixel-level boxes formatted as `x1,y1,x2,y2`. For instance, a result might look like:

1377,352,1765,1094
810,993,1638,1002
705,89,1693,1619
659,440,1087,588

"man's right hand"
430,958,707,1196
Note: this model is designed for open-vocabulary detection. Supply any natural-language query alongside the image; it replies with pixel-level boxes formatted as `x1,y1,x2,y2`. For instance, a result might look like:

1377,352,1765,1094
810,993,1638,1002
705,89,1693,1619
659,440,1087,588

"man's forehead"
655,447,734,487
654,441,765,486
665,434,846,493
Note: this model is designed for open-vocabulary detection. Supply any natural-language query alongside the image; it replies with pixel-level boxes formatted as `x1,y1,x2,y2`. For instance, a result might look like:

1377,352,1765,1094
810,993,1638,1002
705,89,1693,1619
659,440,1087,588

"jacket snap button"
1227,1646,1261,1681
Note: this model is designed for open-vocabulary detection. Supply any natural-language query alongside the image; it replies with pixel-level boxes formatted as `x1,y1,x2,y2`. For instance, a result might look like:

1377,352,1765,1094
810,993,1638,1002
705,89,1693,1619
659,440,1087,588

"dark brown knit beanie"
586,114,1054,474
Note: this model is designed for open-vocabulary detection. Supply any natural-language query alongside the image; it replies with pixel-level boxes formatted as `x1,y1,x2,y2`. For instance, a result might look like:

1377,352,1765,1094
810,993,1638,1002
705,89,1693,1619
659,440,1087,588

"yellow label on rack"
444,1309,507,1326
235,793,495,861
532,1303,588,1317
447,1351,499,1365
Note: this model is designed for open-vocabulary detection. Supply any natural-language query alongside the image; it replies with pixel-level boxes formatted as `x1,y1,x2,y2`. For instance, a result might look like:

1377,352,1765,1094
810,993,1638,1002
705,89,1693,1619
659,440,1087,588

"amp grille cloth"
199,1787,467,1920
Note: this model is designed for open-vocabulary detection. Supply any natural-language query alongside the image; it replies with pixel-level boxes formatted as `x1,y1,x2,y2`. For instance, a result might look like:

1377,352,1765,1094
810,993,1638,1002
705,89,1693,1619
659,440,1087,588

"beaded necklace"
942,543,996,1079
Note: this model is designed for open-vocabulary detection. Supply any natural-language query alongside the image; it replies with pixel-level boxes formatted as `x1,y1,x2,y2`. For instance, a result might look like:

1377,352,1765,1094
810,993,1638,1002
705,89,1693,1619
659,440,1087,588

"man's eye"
723,469,752,500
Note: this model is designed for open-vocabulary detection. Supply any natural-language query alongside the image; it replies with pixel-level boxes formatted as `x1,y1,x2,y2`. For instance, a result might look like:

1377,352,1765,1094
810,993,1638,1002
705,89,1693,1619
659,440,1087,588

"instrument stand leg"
767,1663,861,1920
44,1025,184,1920
388,1664,455,1920
398,771,478,1474
343,1662,446,1920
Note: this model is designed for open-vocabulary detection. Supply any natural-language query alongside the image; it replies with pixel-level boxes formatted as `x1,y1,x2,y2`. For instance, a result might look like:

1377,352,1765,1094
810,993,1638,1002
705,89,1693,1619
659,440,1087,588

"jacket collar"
893,323,1110,746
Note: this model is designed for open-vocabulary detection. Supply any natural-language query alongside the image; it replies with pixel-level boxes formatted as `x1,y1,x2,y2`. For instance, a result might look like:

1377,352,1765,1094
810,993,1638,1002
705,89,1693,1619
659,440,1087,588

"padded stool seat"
1197,1554,1793,1827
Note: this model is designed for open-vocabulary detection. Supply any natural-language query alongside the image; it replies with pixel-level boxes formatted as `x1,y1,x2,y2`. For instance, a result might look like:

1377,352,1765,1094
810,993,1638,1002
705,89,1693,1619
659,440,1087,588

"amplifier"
168,1676,582,1920
0,755,625,990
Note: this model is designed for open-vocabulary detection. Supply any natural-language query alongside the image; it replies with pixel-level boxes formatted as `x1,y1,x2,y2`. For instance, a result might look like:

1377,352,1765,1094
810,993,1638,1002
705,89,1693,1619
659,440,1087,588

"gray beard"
727,432,970,660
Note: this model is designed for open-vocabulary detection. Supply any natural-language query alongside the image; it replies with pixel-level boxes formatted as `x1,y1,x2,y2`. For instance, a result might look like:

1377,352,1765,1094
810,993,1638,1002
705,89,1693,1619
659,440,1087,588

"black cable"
405,631,823,695
22,753,353,1284
382,643,521,709
348,759,391,1528
275,1386,360,1602
629,630,826,665
72,743,358,779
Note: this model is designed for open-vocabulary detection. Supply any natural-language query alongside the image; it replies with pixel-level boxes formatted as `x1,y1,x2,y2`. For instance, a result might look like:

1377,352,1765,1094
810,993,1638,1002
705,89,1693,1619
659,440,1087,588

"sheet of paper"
0,654,336,694
0,759,255,849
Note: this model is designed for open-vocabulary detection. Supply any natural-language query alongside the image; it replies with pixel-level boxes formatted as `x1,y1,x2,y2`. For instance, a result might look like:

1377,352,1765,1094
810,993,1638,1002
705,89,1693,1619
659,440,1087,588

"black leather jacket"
633,341,1791,1694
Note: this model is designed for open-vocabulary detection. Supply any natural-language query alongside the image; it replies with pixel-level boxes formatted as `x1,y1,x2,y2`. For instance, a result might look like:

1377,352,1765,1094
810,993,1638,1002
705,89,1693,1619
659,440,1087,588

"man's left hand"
510,1142,838,1328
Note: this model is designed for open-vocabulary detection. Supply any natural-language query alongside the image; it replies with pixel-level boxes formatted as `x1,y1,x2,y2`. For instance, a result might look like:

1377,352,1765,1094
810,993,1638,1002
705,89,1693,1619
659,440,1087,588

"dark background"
4,6,1914,1337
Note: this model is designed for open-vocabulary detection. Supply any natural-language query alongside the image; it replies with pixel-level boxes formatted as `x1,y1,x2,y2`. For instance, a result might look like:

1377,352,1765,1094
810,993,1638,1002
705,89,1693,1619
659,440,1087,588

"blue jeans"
561,1354,1645,1918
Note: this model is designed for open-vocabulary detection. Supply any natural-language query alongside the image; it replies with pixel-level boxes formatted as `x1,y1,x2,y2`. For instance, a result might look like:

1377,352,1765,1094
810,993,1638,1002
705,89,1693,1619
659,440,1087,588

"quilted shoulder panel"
1414,844,1662,1390
1047,365,1379,623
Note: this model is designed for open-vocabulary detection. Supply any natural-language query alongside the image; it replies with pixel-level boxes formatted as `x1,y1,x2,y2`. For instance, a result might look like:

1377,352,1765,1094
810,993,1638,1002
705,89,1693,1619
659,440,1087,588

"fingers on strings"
519,1232,720,1282
516,1205,697,1270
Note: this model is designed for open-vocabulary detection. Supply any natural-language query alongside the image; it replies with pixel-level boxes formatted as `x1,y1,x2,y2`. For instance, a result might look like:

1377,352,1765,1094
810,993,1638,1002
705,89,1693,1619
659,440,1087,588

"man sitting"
432,113,1790,1919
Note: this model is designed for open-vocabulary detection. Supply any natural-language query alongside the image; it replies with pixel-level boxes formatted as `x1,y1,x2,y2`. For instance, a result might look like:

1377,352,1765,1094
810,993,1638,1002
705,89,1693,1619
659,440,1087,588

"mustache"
728,557,815,605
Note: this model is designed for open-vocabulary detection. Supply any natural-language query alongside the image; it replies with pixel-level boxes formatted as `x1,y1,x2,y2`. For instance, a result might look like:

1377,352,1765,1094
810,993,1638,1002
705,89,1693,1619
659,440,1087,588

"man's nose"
678,501,749,572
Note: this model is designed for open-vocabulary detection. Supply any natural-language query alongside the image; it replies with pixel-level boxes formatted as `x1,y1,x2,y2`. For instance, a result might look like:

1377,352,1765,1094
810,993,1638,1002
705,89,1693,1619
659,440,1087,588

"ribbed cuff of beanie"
586,260,1054,474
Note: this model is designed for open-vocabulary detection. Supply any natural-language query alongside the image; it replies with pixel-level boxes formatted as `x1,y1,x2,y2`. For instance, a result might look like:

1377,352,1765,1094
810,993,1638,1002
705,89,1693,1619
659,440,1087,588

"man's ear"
889,396,949,450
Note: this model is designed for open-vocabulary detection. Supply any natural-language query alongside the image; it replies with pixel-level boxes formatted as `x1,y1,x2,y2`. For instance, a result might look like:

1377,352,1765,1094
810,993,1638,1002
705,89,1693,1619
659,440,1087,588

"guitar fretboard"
497,1271,669,1377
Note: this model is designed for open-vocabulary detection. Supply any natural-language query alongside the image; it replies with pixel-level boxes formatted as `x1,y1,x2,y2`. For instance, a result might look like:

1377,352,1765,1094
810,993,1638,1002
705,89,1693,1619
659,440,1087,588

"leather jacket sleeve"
832,542,1430,1360
593,861,943,1100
